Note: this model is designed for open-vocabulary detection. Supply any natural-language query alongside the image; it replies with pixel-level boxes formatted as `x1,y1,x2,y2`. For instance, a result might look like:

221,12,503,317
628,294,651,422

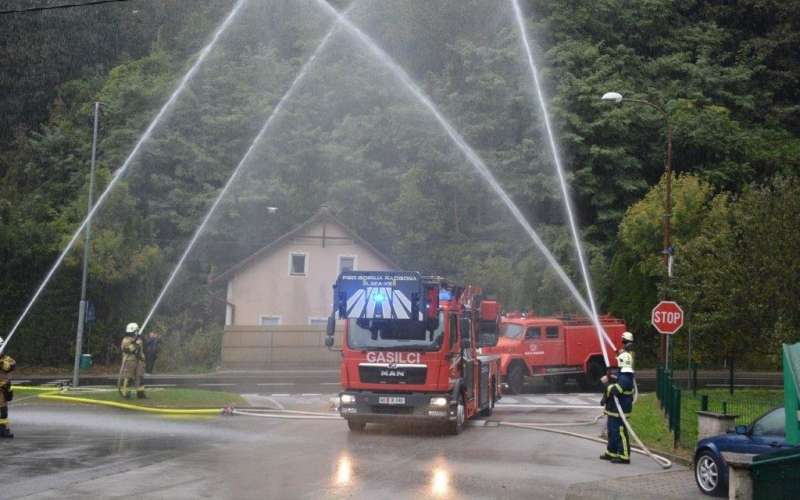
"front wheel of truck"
446,393,465,435
347,419,366,432
479,380,495,417
507,363,525,394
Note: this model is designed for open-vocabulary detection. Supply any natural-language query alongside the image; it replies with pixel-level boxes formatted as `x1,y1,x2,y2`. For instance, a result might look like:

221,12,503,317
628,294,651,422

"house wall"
227,222,395,326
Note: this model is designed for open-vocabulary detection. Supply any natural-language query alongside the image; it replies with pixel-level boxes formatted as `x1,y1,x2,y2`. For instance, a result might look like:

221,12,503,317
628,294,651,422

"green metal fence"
655,366,783,447
656,367,682,443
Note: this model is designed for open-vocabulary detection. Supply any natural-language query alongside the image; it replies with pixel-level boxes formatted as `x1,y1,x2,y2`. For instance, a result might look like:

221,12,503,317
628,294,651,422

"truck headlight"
429,397,448,407
340,394,356,405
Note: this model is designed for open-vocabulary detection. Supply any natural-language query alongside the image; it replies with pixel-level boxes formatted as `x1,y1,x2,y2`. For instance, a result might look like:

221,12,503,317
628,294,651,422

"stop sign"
651,301,684,334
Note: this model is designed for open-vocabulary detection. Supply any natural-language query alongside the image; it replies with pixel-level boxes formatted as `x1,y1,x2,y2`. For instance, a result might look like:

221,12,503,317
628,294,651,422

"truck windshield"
500,323,524,339
348,312,445,351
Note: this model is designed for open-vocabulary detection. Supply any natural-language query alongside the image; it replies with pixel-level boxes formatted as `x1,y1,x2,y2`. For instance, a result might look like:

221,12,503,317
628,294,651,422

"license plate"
378,396,406,405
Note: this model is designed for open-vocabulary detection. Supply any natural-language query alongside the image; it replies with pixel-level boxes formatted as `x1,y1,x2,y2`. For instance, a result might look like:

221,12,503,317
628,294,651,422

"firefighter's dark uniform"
1,354,16,438
120,335,146,398
601,375,633,463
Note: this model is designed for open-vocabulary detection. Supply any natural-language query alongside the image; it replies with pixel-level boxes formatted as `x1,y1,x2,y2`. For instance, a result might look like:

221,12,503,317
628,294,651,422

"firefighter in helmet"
616,331,636,404
599,368,632,463
120,323,146,399
0,336,16,438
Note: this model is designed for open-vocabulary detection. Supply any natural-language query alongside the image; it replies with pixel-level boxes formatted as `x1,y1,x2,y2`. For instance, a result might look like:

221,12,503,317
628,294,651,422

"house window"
308,317,328,326
338,255,356,273
289,252,307,276
259,315,281,326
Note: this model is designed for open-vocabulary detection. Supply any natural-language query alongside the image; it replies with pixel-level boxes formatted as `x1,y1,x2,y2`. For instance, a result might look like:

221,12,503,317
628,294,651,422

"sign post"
652,301,684,370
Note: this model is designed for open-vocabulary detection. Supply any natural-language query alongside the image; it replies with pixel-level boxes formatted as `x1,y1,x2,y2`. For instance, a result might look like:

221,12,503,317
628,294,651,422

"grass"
628,393,693,460
15,386,245,408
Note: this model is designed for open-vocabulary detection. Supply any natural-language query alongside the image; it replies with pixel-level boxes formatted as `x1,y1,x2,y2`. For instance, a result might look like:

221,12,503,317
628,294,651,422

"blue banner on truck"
334,271,423,320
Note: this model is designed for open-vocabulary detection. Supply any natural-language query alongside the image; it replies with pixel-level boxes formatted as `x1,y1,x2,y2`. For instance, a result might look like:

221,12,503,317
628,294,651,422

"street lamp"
602,91,674,367
72,101,101,388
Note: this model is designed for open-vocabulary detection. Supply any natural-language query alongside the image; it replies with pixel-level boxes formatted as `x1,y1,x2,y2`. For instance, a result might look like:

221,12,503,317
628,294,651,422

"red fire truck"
481,313,627,394
324,271,502,434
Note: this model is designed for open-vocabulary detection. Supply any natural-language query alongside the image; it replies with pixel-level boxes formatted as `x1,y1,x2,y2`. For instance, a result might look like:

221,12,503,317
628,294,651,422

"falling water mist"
0,0,248,354
510,0,613,362
138,7,354,334
312,0,598,326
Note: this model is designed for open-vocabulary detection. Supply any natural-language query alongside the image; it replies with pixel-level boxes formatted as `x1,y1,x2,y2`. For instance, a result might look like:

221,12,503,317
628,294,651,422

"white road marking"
198,383,236,387
270,393,290,397
496,404,598,409
553,396,589,405
301,393,321,396
257,382,295,386
502,397,519,404
320,382,341,386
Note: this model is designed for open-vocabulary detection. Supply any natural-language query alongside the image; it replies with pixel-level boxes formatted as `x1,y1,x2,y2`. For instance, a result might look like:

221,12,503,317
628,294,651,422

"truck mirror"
326,316,336,338
324,336,334,348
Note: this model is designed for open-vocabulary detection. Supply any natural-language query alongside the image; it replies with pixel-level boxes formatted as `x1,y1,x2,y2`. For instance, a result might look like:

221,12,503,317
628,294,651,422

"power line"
0,0,140,15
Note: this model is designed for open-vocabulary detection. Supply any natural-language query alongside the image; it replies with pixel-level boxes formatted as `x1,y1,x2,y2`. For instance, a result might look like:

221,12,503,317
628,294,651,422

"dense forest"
1,0,798,369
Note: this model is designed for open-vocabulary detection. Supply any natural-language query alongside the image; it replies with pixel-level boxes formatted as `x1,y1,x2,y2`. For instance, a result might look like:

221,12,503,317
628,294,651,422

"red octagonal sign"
651,301,684,335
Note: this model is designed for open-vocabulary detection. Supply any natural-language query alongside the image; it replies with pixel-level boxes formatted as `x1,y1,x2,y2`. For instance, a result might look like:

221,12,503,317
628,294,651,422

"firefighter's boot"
136,390,146,399
0,424,13,439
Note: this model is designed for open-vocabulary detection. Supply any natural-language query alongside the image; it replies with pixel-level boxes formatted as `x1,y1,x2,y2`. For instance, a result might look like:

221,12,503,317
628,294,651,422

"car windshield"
347,312,444,351
500,323,525,339
752,407,785,437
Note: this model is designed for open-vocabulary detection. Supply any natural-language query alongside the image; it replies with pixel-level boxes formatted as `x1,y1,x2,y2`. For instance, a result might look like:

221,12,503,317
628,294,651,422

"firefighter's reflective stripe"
0,418,7,425
619,425,630,460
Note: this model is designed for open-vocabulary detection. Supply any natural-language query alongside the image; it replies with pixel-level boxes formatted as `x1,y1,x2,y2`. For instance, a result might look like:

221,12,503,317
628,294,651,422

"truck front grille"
358,363,427,384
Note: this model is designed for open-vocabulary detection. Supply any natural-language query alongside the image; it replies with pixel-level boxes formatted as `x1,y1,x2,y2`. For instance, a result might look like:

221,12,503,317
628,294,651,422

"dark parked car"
694,406,798,496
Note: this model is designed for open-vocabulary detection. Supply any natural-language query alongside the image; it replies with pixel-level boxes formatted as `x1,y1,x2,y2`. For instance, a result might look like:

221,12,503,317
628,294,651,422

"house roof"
208,205,398,285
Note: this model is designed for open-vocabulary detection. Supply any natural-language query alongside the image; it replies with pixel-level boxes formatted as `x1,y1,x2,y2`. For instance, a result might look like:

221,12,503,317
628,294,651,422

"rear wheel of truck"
446,393,465,435
507,363,525,394
347,419,366,432
546,375,566,392
579,358,606,391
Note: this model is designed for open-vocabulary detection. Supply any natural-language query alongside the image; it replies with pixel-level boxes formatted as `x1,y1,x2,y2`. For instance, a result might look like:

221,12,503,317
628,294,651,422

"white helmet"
0,336,4,346
622,331,634,343
126,322,140,334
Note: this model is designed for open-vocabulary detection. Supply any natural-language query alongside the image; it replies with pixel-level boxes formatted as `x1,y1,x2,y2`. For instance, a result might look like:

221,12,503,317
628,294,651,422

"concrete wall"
221,324,344,369
228,222,394,326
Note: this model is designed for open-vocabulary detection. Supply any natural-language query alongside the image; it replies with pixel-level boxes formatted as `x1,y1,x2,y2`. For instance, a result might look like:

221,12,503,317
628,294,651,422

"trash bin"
79,353,93,370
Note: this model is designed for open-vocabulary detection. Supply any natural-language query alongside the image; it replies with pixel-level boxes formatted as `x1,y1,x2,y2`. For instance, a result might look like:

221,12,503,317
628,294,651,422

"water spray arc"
312,0,598,323
0,0,248,355
138,8,353,334
509,0,614,357
510,2,669,468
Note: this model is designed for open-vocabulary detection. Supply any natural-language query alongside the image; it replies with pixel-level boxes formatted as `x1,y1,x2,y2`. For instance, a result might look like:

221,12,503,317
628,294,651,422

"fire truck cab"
482,313,627,394
325,271,502,434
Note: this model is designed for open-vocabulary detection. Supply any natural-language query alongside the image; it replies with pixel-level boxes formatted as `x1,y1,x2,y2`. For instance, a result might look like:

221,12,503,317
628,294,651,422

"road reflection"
429,458,452,498
334,452,353,487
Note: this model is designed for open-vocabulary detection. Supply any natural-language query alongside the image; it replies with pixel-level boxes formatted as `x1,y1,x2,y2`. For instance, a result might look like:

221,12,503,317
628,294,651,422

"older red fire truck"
481,313,627,394
324,271,502,434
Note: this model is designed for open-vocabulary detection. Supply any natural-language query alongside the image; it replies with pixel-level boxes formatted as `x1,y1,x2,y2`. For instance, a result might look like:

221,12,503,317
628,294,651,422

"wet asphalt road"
4,401,684,500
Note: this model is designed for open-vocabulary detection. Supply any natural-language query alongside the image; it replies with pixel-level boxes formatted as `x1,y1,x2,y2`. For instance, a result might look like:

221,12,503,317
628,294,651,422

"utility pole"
72,102,100,388
601,92,673,368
